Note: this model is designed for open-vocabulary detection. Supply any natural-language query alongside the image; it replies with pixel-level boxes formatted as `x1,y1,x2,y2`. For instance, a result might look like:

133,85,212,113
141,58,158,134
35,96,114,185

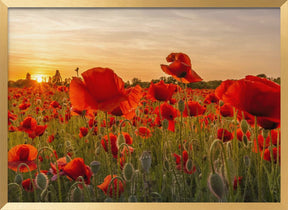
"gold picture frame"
1,0,287,209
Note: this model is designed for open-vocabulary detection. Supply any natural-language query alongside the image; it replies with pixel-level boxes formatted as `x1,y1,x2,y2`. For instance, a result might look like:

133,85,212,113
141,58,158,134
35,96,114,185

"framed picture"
1,0,288,209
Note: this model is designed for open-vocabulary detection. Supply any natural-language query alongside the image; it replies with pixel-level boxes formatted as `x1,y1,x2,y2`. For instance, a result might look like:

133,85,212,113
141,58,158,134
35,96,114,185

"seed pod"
14,174,23,186
117,134,125,148
140,151,152,173
70,186,83,202
123,162,134,181
162,119,169,130
90,161,101,175
178,100,185,113
36,172,49,191
240,119,249,134
128,195,137,202
263,129,269,139
219,100,224,107
208,173,225,200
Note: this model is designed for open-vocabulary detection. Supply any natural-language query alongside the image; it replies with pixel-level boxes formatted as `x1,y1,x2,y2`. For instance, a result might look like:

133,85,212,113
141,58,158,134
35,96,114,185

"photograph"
7,8,281,203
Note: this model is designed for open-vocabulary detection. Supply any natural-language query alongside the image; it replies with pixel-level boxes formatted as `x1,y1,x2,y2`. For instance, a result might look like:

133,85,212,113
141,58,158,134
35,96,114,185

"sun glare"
36,76,42,83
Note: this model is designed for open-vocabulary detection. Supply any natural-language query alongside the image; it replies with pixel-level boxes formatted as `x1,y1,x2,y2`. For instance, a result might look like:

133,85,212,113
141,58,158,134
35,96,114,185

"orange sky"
8,9,280,82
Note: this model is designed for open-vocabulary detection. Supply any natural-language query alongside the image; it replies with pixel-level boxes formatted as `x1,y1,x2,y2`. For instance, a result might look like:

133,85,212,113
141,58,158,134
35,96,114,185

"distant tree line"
126,74,280,89
8,71,280,89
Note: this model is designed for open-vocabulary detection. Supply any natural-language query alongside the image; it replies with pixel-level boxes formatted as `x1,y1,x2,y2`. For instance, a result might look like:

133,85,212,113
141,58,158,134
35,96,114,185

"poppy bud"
140,151,152,173
14,174,23,186
123,162,134,181
95,146,101,155
128,195,137,202
104,197,113,202
219,100,224,107
185,159,193,172
162,119,169,130
112,125,117,133
242,135,248,147
66,155,72,163
117,134,125,148
244,156,251,167
70,186,83,202
208,173,225,200
36,173,49,190
90,161,101,175
178,100,185,113
240,119,249,134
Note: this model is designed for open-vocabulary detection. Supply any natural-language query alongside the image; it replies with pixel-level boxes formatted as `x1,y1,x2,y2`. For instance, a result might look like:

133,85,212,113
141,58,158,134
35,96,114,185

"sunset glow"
8,9,280,82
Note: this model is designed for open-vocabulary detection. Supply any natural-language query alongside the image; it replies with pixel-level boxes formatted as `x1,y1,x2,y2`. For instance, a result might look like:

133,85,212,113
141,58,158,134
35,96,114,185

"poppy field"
7,53,280,202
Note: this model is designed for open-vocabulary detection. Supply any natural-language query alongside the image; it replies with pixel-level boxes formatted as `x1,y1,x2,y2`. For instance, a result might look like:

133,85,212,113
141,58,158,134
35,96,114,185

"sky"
8,9,280,82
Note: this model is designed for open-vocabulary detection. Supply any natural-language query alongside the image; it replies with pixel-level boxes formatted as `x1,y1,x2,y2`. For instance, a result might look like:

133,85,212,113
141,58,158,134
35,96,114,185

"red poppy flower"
161,53,202,83
256,117,280,130
183,101,206,117
160,102,179,132
147,80,176,102
135,127,152,139
237,110,255,126
8,111,17,125
50,101,61,109
173,150,196,174
50,157,67,175
69,67,142,114
9,126,18,132
22,178,35,192
18,117,38,134
8,144,38,172
217,128,233,142
215,75,280,124
236,128,251,142
263,147,280,163
219,104,234,117
204,93,219,104
19,103,31,111
122,132,133,145
233,176,243,190
47,134,55,143
28,125,47,139
101,133,118,158
79,127,89,138
97,175,125,198
63,158,92,184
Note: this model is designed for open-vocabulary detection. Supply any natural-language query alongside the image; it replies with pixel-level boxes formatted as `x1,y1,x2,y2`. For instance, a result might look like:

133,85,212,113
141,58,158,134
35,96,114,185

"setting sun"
32,74,46,83
36,76,42,83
